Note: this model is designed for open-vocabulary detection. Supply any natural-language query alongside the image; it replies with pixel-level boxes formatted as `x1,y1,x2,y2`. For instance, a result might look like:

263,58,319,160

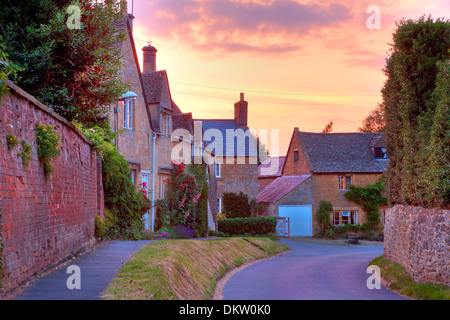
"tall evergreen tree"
381,16,450,208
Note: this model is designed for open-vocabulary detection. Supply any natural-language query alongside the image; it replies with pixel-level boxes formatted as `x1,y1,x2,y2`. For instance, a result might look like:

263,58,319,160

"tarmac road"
222,239,408,300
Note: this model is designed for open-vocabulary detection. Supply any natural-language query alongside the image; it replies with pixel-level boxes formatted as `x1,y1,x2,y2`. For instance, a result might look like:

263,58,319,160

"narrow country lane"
222,239,408,300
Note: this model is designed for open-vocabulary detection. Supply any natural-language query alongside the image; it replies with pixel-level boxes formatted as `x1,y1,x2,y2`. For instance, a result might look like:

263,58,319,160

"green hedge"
218,217,277,236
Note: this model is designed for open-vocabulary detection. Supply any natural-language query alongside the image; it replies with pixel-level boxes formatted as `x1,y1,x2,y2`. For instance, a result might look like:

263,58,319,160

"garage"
278,205,313,237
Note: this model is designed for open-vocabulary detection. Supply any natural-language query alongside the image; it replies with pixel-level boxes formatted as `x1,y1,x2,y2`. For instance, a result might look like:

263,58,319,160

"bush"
218,217,276,236
315,201,333,238
223,192,251,218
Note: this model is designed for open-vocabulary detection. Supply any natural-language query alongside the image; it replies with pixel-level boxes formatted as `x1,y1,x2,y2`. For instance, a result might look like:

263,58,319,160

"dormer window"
162,114,172,136
374,147,388,159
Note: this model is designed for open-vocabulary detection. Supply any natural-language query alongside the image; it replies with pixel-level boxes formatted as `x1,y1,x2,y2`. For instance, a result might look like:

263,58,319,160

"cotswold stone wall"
0,81,101,296
384,205,449,286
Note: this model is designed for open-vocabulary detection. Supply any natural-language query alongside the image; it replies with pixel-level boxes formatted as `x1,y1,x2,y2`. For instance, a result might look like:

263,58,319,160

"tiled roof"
258,156,286,178
197,119,258,157
297,131,388,173
173,112,193,135
258,175,311,203
141,70,166,103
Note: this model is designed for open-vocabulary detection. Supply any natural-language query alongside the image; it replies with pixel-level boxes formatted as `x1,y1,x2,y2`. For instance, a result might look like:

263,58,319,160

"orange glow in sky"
129,0,449,156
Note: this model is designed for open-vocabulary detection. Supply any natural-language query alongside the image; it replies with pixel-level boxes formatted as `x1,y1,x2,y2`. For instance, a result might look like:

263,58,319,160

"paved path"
222,239,408,300
13,240,154,300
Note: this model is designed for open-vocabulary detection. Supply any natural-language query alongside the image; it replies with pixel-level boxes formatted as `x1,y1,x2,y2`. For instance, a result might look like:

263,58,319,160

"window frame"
123,99,134,129
215,161,221,178
161,114,172,136
159,174,170,198
338,175,353,191
294,149,299,162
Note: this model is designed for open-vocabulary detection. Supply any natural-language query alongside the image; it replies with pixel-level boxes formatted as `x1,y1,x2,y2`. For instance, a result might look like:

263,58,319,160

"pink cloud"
138,0,352,54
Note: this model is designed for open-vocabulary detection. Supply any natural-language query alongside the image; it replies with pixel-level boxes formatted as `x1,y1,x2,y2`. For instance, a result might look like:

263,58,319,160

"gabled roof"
141,70,169,104
295,130,388,173
258,175,311,203
173,112,194,135
197,119,258,157
258,156,286,178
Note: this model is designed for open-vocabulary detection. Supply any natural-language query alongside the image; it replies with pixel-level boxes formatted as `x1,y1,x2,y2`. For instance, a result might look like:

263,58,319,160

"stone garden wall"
384,205,449,286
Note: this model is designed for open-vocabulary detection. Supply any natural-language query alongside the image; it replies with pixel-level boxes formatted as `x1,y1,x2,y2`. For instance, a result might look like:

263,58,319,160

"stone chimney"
234,93,248,127
142,44,157,73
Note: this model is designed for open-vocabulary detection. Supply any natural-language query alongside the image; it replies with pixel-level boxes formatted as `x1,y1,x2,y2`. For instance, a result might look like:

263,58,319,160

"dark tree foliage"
0,0,129,123
381,16,450,208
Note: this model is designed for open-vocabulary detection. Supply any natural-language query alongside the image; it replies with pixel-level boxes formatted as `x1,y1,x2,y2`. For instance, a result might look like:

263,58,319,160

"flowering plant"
348,232,359,237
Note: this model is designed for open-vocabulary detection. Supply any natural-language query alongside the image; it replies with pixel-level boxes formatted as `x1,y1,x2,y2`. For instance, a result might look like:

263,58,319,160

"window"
346,176,352,190
161,114,172,136
131,169,136,186
215,161,221,178
123,99,134,129
375,147,388,159
351,211,358,225
160,174,170,198
338,175,353,191
341,211,349,225
294,149,299,162
333,210,359,226
333,211,340,226
217,197,223,213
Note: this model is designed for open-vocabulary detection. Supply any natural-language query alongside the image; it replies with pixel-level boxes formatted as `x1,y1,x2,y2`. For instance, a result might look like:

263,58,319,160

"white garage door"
278,205,313,237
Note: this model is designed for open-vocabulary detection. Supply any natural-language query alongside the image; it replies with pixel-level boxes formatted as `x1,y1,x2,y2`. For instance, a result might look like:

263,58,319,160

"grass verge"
102,237,290,300
370,255,450,300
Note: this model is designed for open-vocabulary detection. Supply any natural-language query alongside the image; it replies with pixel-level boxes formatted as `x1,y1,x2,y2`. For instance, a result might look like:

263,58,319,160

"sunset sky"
129,0,449,156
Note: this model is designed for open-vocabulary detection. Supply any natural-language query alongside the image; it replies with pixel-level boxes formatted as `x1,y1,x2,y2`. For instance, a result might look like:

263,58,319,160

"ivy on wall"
345,178,388,230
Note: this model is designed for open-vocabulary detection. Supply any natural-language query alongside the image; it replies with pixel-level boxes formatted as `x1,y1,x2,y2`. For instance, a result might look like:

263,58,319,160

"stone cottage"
197,93,259,213
259,127,388,236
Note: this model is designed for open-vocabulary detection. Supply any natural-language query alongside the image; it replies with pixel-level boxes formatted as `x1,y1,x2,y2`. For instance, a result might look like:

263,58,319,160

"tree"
358,104,385,133
322,121,333,133
0,0,129,123
381,16,450,208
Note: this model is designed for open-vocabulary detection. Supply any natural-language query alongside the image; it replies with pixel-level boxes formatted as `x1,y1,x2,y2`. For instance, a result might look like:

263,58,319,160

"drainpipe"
151,131,165,232
151,132,157,232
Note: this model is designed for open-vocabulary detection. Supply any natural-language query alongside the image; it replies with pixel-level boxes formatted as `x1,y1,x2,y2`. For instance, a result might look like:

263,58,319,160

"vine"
345,178,388,230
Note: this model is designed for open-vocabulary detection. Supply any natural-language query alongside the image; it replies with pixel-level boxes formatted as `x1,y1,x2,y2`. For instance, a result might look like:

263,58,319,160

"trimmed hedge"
218,217,277,236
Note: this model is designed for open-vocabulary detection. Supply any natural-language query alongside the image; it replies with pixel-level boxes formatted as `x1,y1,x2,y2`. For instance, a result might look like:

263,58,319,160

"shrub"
218,217,277,236
36,123,60,179
223,192,252,218
6,133,18,150
315,201,333,238
19,140,32,168
95,215,106,239
101,141,143,235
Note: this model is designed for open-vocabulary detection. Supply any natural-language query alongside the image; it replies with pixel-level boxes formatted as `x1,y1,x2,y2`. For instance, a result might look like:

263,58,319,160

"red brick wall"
0,82,100,295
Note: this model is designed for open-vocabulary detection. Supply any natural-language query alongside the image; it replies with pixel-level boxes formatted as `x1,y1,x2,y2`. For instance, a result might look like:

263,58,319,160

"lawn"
370,255,450,300
102,237,290,300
